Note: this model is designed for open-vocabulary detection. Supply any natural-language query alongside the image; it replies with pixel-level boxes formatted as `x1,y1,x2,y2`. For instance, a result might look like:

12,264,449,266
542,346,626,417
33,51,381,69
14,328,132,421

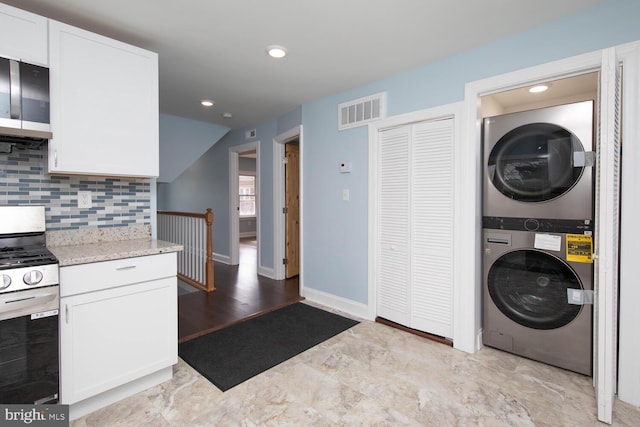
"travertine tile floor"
73,304,640,426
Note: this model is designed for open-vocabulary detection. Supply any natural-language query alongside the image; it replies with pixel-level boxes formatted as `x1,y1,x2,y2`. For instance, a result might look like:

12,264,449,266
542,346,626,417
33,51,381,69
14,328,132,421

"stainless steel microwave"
0,56,52,143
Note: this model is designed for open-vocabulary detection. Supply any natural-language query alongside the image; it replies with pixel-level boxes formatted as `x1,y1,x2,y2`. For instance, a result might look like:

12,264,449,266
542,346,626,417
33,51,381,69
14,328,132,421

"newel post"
205,208,215,291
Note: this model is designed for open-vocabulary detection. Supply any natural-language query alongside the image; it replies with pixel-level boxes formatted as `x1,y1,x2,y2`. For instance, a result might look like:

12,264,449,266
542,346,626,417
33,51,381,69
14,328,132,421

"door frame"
229,140,260,267
463,41,640,423
273,125,304,284
462,49,604,354
617,42,640,408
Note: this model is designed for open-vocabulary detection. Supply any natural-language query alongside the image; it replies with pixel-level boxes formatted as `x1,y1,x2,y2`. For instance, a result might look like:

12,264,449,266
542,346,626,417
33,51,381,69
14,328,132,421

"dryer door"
487,123,585,202
487,249,582,329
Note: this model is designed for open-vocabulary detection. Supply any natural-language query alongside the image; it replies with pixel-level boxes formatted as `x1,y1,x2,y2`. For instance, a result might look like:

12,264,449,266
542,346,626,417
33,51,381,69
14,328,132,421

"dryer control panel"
482,216,592,233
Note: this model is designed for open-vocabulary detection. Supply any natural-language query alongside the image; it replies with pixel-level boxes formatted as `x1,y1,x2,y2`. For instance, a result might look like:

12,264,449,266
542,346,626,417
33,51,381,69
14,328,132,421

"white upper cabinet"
0,3,48,65
48,20,159,177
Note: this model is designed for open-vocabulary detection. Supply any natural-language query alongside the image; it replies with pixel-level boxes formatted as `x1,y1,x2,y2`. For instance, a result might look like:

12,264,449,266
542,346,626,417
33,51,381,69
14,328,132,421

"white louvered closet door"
376,126,411,326
410,119,453,338
594,48,622,425
375,118,454,338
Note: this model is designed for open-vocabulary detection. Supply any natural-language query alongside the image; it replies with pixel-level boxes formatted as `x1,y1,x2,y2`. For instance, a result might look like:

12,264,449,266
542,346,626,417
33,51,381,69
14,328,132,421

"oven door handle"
0,292,58,318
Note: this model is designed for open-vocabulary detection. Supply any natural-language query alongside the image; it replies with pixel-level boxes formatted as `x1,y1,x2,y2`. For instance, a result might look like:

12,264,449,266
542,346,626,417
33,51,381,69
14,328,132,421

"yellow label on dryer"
566,234,593,263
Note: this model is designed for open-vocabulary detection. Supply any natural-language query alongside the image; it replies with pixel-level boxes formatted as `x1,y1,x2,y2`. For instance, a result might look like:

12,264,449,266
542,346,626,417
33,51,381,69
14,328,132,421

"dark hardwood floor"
178,238,301,343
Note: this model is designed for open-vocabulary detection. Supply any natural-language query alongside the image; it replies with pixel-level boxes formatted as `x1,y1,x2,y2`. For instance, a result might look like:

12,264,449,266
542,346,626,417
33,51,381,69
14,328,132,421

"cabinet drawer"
60,252,176,297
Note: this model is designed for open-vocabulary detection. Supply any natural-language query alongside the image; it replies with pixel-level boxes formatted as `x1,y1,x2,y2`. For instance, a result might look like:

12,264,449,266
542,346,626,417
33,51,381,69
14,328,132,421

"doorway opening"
284,139,300,278
462,45,639,423
274,125,303,284
229,141,259,271
239,150,258,271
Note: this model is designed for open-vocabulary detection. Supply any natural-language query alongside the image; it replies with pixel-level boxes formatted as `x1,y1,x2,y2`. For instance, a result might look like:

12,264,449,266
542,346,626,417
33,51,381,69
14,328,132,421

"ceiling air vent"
245,129,257,140
338,92,386,130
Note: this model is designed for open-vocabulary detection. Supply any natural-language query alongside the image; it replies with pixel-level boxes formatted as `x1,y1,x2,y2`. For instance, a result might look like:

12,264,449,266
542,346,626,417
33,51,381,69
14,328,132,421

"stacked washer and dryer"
482,100,595,375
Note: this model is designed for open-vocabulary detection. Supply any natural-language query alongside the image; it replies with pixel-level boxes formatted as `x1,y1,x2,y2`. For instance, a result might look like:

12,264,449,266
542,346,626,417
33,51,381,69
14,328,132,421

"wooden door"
285,143,300,278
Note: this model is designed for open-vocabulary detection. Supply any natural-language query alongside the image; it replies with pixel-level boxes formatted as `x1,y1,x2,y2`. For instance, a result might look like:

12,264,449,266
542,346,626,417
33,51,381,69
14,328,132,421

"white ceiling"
484,72,599,115
4,0,606,129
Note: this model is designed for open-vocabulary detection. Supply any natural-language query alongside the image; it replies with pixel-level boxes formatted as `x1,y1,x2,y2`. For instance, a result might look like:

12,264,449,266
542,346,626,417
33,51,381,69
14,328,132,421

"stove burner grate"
0,246,58,269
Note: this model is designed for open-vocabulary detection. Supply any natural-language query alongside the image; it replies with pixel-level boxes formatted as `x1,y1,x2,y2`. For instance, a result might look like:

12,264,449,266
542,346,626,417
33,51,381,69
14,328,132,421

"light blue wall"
159,120,276,268
157,0,640,296
158,113,230,183
276,106,302,135
301,0,640,304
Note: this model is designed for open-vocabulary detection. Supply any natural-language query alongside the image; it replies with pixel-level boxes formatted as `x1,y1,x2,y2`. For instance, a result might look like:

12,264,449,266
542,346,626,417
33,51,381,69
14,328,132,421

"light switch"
343,189,350,201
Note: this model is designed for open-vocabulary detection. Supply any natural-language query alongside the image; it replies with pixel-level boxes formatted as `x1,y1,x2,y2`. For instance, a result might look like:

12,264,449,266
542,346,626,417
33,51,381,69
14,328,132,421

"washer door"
487,249,582,330
487,123,585,202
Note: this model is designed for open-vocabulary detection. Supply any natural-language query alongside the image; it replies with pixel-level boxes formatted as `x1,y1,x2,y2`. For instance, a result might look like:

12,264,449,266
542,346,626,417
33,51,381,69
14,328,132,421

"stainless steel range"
0,205,59,404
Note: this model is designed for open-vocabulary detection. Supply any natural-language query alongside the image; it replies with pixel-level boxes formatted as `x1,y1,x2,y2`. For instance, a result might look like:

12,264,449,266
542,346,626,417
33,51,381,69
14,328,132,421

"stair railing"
157,208,215,292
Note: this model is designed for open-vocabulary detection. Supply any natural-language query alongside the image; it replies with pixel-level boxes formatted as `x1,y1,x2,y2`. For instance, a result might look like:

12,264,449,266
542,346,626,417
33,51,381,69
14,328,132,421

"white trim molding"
213,252,232,265
302,287,369,320
614,41,640,408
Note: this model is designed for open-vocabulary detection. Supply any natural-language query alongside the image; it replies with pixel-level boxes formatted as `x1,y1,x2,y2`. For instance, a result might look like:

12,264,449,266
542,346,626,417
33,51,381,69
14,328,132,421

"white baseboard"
213,252,231,264
301,287,370,320
258,265,275,279
239,232,257,238
212,252,274,279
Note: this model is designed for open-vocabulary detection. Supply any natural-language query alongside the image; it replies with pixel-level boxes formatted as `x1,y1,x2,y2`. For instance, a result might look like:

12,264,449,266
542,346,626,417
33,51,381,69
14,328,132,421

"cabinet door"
48,20,159,177
59,278,177,404
0,4,48,66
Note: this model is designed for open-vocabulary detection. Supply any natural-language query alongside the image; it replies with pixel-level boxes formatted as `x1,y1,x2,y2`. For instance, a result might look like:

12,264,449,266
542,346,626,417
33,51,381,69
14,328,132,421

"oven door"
0,286,59,404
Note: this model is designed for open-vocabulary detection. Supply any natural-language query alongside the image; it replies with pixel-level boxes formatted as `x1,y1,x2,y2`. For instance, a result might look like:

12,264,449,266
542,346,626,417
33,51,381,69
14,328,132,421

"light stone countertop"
46,225,182,267
48,238,183,267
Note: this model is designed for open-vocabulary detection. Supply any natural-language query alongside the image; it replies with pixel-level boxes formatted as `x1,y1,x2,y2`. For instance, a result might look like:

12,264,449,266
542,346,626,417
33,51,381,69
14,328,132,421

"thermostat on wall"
339,162,352,173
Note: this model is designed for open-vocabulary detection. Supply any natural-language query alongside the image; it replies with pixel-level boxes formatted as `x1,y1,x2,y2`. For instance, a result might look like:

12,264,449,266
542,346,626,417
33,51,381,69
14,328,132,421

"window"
239,174,256,217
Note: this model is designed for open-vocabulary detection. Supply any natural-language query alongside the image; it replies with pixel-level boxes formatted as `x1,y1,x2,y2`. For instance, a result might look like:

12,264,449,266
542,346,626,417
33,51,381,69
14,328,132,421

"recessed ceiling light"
529,84,550,93
201,100,215,107
266,45,287,58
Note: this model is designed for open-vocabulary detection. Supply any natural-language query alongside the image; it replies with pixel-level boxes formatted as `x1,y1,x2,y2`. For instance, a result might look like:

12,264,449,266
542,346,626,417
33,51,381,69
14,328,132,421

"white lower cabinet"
59,253,177,415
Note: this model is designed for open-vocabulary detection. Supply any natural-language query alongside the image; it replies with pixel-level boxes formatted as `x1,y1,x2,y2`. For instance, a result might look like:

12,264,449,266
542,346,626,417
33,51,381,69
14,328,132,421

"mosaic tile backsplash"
0,145,151,230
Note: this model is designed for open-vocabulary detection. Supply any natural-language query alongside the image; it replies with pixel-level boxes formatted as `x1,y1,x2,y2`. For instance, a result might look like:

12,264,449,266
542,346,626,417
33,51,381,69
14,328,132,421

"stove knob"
23,270,43,286
0,274,10,290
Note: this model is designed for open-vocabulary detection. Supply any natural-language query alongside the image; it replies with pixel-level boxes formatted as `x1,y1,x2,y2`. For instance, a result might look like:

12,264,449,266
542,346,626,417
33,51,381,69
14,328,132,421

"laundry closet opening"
479,71,599,377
